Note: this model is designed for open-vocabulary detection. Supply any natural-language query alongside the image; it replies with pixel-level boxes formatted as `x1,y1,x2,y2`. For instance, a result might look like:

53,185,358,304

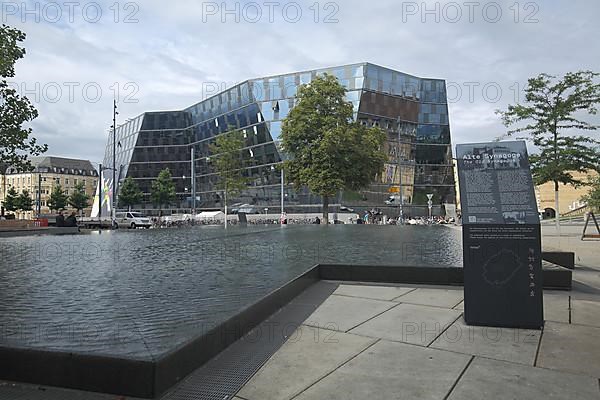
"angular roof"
6,156,97,175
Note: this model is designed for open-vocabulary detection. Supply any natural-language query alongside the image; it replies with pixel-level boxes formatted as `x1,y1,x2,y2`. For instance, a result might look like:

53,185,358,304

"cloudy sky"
4,0,600,164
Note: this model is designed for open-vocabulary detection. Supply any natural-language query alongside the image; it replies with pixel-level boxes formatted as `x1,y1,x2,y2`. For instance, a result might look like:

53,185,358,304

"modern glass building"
97,63,455,216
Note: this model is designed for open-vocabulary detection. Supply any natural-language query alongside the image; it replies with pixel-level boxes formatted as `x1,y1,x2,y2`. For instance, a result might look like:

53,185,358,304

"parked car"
384,196,402,205
237,204,260,214
115,212,152,229
229,203,245,214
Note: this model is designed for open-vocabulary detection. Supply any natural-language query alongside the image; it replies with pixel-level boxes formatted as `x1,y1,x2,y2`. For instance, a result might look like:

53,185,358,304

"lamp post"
191,147,196,214
111,99,118,226
271,164,284,215
397,126,404,224
37,172,42,217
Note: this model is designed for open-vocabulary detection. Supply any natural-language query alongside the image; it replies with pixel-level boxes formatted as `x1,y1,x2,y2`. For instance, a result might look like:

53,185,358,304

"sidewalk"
542,223,600,297
235,282,600,400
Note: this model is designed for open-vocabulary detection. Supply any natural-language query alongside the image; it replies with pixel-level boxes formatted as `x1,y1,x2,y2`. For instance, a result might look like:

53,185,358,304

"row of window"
4,176,95,186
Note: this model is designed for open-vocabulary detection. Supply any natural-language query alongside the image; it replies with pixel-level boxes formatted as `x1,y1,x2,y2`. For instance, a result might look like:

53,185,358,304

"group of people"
55,211,78,227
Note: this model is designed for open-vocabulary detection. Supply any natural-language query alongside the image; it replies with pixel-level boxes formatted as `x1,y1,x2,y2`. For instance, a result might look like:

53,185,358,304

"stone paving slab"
543,294,571,324
571,299,600,327
430,319,541,365
394,288,464,308
304,295,397,332
537,321,600,378
349,303,462,346
237,327,375,400
294,340,471,400
447,357,599,399
454,300,464,310
333,284,415,301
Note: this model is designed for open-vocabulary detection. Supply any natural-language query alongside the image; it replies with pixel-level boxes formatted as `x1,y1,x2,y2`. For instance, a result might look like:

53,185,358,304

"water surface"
0,225,461,359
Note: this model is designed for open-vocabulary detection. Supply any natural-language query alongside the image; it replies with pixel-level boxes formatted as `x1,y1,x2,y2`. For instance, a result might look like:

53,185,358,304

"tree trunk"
322,195,329,224
554,180,560,235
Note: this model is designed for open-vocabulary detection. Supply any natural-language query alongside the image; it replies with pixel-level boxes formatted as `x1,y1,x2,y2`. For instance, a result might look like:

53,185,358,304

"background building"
97,63,455,216
1,156,98,219
535,171,598,218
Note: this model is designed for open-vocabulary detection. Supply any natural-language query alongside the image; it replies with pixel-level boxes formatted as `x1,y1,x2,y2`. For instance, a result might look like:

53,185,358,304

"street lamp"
110,99,119,225
271,164,284,215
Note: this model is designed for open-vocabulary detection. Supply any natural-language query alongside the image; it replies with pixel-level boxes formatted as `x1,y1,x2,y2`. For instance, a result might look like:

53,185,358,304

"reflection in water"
0,225,461,359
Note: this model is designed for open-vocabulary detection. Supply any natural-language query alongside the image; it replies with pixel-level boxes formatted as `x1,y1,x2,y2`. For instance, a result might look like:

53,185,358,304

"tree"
17,189,33,212
4,186,19,213
582,175,600,212
497,71,600,230
47,184,68,211
68,182,90,213
281,74,387,223
209,129,248,222
151,168,176,216
118,177,143,211
0,24,47,172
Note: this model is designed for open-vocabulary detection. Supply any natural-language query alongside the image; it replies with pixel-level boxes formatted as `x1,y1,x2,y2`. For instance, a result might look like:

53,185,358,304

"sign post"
457,141,543,329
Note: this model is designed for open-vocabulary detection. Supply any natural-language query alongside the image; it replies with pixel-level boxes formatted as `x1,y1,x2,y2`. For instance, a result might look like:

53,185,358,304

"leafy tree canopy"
582,175,600,212
208,129,249,200
17,189,33,211
68,182,90,211
151,168,176,212
0,24,47,172
497,71,600,188
4,186,19,212
47,183,68,211
118,177,143,210
281,74,387,222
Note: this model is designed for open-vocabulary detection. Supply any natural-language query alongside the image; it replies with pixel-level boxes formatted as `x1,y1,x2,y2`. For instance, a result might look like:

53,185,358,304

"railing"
563,204,590,218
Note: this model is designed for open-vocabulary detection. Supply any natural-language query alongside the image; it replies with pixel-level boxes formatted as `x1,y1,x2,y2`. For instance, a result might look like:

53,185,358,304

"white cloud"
4,0,600,163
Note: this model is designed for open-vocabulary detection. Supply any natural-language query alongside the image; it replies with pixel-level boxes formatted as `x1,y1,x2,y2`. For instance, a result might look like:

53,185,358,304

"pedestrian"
314,216,321,224
56,211,65,227
65,212,77,227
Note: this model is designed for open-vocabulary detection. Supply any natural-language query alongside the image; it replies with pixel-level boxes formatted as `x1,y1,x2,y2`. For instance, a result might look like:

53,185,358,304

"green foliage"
17,189,33,211
118,177,143,210
209,129,249,201
151,168,176,212
47,184,68,211
497,71,600,189
281,74,387,221
4,186,19,212
68,182,90,211
0,24,47,171
582,175,600,212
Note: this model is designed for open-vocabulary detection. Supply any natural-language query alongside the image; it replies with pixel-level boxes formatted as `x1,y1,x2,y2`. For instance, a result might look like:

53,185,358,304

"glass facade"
101,63,455,215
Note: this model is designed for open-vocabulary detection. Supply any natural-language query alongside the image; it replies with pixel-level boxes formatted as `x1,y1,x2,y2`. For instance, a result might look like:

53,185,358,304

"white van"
115,212,152,229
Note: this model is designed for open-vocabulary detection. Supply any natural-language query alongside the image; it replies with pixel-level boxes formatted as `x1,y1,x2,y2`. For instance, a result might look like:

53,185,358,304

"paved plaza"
234,224,600,400
235,281,600,400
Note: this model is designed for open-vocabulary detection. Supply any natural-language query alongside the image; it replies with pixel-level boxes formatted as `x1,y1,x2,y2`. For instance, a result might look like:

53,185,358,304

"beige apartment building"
0,156,98,219
535,171,598,217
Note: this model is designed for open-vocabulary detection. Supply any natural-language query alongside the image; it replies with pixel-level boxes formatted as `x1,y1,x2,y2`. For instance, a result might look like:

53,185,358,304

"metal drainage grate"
160,281,337,400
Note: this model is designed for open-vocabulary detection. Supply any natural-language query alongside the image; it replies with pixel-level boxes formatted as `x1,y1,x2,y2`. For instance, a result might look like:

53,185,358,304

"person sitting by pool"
65,212,78,227
314,216,321,224
55,211,65,227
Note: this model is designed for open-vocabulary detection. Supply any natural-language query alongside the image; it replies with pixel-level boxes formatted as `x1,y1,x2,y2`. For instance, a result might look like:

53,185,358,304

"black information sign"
457,141,543,329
